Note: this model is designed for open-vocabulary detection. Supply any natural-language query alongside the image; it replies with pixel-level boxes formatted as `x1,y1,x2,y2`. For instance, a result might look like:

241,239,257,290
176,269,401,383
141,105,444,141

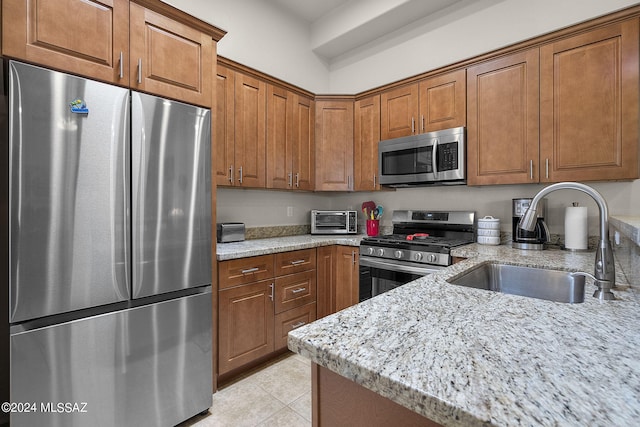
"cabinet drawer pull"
269,283,274,301
291,287,307,294
241,267,259,274
291,321,306,329
290,260,305,265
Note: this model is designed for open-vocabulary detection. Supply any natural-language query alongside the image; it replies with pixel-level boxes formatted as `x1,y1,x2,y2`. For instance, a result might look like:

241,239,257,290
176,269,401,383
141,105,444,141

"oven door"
359,256,444,302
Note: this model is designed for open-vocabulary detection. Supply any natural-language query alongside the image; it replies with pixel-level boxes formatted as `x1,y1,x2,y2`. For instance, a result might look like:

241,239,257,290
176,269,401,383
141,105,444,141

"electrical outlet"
287,206,294,217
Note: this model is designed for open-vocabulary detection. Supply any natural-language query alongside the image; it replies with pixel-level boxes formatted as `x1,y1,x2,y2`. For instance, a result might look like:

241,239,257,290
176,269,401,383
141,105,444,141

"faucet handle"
571,271,615,300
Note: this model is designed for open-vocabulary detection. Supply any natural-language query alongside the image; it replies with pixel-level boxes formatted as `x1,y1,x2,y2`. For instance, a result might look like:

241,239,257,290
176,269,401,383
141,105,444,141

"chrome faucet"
517,182,616,300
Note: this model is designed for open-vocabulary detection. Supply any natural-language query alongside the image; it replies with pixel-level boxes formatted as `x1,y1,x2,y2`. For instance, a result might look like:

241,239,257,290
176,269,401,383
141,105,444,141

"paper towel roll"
564,205,588,250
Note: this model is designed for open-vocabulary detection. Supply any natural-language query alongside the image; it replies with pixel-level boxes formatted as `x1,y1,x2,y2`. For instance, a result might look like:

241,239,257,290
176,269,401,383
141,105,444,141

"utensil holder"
366,219,379,237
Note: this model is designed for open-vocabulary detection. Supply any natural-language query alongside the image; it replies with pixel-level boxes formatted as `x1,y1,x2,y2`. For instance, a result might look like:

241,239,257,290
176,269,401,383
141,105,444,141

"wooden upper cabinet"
315,99,355,191
234,72,267,187
540,18,639,182
354,95,381,191
215,64,236,186
419,69,466,133
2,0,130,85
129,3,213,107
292,95,315,191
380,84,419,140
266,85,295,190
466,48,540,185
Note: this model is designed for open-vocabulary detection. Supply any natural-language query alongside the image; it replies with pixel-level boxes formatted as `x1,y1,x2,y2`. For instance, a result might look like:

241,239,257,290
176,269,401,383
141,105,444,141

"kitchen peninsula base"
312,364,441,427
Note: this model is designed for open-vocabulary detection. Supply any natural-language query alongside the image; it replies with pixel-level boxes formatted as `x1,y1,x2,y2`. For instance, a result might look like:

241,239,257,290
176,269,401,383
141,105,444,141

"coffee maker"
512,198,549,250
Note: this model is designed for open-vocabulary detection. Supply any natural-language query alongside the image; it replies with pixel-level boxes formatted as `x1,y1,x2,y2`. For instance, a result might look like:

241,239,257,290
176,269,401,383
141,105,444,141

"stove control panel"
359,245,450,266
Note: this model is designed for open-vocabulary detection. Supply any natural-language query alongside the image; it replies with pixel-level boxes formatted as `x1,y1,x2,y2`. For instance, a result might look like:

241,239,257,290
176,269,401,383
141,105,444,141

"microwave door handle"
432,138,439,176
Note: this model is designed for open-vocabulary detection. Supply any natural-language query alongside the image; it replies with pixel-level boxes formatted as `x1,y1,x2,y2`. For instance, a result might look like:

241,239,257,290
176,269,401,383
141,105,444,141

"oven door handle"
359,256,443,276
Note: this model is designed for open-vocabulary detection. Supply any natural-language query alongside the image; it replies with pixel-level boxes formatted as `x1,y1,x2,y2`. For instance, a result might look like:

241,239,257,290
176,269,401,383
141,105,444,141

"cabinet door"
274,303,316,351
292,95,316,191
380,84,419,140
354,95,381,191
266,85,294,189
218,280,275,375
419,69,466,133
316,246,335,319
335,246,359,313
129,3,213,107
315,100,354,191
466,48,540,185
234,72,267,187
215,64,236,186
2,0,129,85
540,19,639,182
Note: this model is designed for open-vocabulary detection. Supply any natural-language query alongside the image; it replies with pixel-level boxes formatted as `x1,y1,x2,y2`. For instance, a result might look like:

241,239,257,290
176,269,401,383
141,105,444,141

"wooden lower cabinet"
312,364,441,427
317,246,360,318
218,279,275,375
218,249,317,378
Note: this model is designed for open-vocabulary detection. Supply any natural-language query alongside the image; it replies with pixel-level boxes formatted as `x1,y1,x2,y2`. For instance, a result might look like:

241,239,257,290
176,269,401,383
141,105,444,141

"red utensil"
406,233,429,240
361,201,376,217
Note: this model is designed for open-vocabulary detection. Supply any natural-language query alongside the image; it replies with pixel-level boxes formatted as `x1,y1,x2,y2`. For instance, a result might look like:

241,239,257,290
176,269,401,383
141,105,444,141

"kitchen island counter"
288,243,640,426
216,234,363,260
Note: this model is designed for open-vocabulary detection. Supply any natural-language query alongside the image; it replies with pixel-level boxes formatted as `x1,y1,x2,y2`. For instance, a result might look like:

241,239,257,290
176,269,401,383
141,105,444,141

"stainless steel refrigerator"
2,60,212,426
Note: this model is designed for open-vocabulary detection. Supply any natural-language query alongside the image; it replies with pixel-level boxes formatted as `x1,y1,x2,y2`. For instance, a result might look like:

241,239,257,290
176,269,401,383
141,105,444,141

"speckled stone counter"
216,234,363,260
289,243,640,427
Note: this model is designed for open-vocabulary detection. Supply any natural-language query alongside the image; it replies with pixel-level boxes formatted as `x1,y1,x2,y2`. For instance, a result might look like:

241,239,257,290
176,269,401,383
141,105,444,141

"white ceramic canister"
477,216,501,245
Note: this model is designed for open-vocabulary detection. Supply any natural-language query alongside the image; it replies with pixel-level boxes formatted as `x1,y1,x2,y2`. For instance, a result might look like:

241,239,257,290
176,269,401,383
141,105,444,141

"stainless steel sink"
447,263,585,303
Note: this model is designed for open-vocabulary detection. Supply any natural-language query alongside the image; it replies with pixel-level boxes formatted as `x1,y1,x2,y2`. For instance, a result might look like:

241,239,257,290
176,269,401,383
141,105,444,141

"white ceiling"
264,0,466,60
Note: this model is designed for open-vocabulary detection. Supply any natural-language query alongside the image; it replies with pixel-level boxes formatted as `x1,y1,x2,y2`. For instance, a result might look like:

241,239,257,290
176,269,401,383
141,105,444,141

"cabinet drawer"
274,271,316,314
218,254,275,289
274,302,316,351
275,249,316,276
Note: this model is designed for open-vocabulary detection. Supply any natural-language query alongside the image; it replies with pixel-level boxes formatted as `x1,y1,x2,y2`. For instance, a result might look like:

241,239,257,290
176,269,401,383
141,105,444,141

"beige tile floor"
180,353,312,427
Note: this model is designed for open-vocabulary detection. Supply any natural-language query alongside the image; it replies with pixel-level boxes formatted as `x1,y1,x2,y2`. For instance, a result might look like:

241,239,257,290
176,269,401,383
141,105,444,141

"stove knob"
394,250,403,259
427,254,437,263
367,247,374,255
414,253,423,261
377,248,385,256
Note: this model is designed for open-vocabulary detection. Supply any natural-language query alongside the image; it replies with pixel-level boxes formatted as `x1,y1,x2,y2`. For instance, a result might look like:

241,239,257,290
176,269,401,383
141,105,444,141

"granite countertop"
611,215,640,246
216,234,363,260
288,243,640,427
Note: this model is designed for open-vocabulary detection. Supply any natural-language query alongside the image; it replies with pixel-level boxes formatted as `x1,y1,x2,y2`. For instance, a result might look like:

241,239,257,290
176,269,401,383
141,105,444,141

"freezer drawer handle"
291,321,306,329
241,267,259,274
291,287,307,294
290,260,305,266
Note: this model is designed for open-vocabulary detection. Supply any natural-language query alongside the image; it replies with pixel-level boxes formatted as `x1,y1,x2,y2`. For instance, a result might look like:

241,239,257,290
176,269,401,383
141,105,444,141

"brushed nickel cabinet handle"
411,117,415,134
295,173,300,188
241,267,259,274
421,115,425,132
291,321,306,329
373,174,377,188
137,58,142,84
290,260,305,265
229,166,234,183
530,160,534,180
269,283,274,301
119,52,124,79
545,158,549,179
238,166,243,184
291,287,307,294
288,172,292,187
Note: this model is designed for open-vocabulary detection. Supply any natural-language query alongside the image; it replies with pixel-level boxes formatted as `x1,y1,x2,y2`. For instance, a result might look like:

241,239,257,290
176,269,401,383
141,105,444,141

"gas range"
360,210,476,267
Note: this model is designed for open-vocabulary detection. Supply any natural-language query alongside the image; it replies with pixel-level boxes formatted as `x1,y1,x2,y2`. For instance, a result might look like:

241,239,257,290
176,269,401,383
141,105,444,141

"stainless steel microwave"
378,126,466,187
311,210,358,234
